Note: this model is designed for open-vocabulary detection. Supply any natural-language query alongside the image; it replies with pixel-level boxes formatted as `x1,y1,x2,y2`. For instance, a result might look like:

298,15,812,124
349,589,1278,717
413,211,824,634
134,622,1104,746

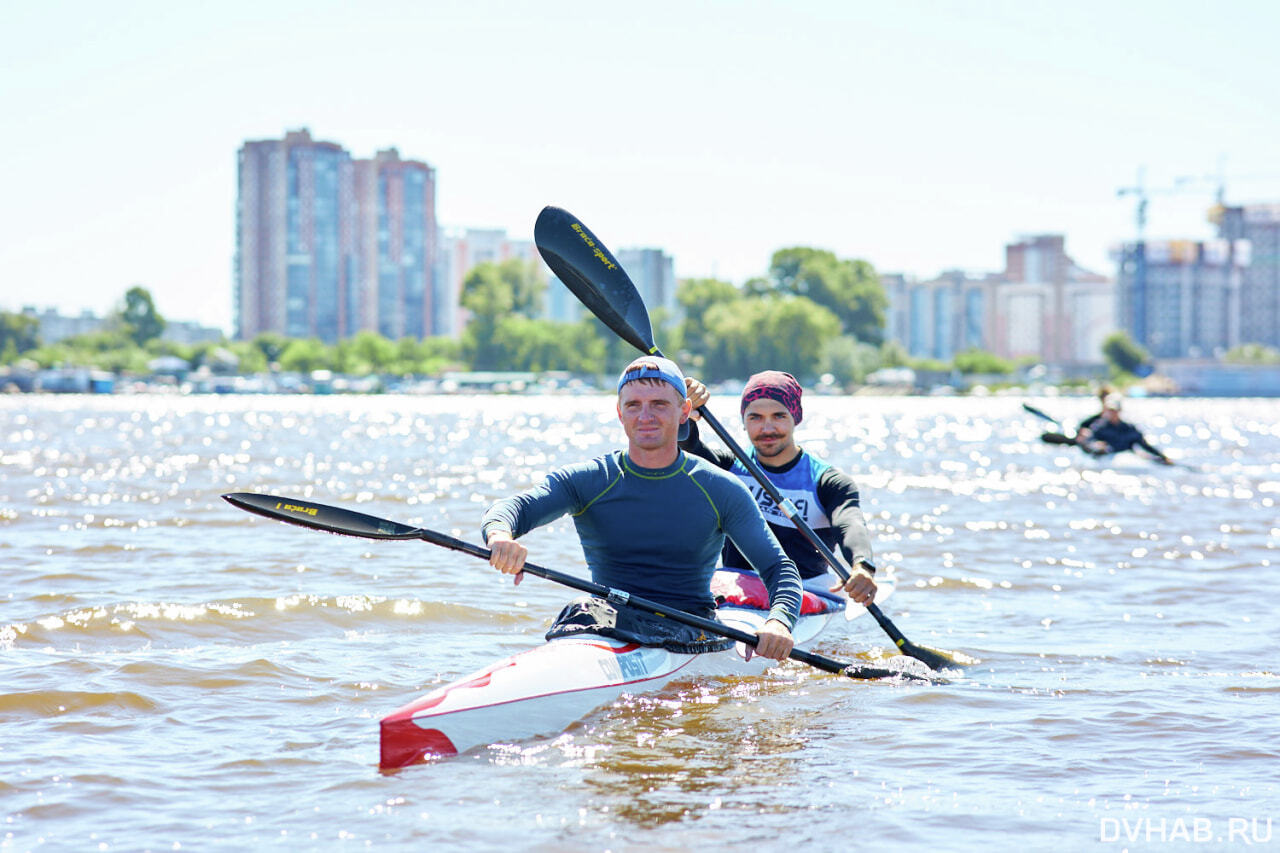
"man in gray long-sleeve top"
482,355,802,660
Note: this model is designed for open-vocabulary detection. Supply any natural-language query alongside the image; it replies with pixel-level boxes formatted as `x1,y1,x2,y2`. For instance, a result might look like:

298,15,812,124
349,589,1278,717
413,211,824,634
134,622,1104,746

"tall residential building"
1063,275,1116,363
883,271,995,361
617,248,678,322
1114,238,1247,359
544,271,582,324
353,149,437,339
880,273,913,347
235,130,438,342
999,235,1111,364
1214,204,1280,348
235,129,354,342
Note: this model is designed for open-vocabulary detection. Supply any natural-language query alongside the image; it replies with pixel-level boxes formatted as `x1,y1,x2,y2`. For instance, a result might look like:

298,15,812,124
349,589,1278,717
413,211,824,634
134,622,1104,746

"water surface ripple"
2,394,1277,850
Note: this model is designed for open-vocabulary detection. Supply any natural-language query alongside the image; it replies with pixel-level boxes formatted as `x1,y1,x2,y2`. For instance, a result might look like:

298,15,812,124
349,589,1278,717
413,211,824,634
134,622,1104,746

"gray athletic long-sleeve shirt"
481,450,803,629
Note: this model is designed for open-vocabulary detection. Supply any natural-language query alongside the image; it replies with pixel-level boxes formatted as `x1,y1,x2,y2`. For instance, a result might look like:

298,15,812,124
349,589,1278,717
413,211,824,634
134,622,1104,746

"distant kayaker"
1075,394,1172,464
482,356,802,661
681,371,878,608
1076,383,1115,434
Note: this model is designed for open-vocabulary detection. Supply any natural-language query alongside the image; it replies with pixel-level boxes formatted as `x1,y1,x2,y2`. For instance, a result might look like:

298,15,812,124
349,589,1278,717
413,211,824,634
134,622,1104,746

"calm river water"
2,393,1278,851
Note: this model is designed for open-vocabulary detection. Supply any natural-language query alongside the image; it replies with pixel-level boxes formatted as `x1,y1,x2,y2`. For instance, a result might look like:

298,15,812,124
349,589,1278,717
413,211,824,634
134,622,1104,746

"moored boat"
379,569,846,769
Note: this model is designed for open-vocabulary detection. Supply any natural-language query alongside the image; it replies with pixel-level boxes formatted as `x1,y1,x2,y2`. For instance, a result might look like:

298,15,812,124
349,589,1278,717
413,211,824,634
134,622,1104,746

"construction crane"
1125,159,1280,234
1120,163,1280,352
1116,167,1203,242
1175,164,1280,228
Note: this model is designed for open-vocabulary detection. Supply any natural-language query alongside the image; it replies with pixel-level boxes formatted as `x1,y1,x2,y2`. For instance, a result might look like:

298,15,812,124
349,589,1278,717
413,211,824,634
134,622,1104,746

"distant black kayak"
1039,431,1180,467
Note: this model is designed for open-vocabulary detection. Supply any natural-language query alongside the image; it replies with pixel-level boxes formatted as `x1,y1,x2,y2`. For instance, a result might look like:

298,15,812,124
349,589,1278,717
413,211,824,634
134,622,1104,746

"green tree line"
8,254,1212,387
1,286,465,377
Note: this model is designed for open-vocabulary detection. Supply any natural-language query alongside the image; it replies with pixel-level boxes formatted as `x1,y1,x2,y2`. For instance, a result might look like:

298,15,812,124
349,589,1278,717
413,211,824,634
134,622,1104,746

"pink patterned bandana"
740,371,803,424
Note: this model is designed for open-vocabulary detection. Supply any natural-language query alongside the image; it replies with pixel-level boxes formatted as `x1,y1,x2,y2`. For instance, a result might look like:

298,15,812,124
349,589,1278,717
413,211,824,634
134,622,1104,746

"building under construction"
1113,238,1249,359
1213,203,1280,350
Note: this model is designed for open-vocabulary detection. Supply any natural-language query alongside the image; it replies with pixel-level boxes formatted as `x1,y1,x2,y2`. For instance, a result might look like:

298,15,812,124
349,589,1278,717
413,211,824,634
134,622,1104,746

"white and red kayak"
379,570,850,769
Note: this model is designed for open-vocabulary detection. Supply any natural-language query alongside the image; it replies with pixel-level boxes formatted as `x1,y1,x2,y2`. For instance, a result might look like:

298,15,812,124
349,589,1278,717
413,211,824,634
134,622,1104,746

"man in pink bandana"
681,371,878,607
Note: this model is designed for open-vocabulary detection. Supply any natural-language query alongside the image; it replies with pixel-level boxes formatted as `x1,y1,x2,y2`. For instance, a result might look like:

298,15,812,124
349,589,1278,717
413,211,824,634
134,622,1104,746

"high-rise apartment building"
1000,235,1111,364
880,273,911,347
235,130,437,342
617,248,678,321
235,129,354,342
1114,238,1247,359
1214,204,1280,348
352,149,437,340
883,271,996,361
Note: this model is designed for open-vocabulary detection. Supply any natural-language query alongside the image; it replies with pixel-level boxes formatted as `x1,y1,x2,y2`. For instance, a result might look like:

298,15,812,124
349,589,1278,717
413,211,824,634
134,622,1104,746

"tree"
251,332,289,366
878,339,910,368
700,295,841,382
674,277,741,367
953,348,1015,375
278,338,331,373
461,260,548,370
499,258,546,319
224,341,269,374
755,248,888,345
1102,331,1149,375
335,331,397,374
1224,343,1280,365
461,264,512,370
818,336,883,386
491,316,607,373
25,327,153,373
0,312,40,363
393,335,461,375
120,286,166,346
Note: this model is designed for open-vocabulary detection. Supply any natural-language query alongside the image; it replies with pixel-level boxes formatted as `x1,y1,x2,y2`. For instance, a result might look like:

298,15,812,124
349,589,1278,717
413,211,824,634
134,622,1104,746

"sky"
3,0,1279,333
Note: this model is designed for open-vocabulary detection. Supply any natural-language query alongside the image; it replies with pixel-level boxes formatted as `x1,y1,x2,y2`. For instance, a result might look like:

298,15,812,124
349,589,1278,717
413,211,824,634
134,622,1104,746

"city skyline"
3,1,1279,333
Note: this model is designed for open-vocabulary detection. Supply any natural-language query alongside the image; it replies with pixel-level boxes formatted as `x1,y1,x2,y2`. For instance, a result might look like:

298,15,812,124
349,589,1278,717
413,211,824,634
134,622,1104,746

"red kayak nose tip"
379,717,458,769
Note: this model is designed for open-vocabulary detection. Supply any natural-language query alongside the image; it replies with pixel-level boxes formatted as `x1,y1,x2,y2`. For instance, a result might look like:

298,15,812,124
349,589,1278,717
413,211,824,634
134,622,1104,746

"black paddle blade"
1040,431,1076,445
221,492,422,540
1021,402,1062,429
534,205,656,355
895,639,965,672
841,663,945,684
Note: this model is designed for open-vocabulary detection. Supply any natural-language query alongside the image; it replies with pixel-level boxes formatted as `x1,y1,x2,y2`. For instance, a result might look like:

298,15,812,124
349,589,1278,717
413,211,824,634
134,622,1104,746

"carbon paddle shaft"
221,492,909,681
418,527,912,679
